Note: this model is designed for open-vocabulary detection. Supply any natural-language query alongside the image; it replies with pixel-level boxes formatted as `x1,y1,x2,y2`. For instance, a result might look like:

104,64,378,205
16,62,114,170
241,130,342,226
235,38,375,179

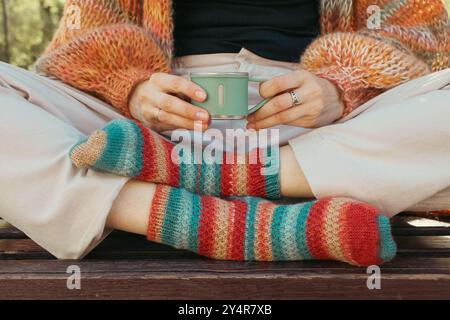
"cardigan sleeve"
36,0,170,117
300,0,450,117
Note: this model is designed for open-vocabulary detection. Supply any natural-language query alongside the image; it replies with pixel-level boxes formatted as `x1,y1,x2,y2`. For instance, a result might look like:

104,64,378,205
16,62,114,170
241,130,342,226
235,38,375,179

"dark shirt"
173,0,321,63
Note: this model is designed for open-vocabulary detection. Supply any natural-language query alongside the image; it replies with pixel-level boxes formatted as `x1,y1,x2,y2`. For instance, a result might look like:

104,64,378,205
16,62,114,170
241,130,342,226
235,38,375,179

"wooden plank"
403,212,450,222
1,215,449,239
89,235,450,259
0,258,449,299
1,216,449,261
1,215,449,300
0,257,449,274
393,227,450,236
1,214,449,239
1,234,449,260
0,220,26,239
4,277,450,300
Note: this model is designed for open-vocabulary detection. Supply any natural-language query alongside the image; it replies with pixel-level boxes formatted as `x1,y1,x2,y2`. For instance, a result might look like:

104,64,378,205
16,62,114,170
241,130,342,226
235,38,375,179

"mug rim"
190,72,249,78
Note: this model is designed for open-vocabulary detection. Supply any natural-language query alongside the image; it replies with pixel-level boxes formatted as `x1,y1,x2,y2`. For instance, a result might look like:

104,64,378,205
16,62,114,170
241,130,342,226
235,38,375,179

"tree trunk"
39,0,54,44
1,0,10,63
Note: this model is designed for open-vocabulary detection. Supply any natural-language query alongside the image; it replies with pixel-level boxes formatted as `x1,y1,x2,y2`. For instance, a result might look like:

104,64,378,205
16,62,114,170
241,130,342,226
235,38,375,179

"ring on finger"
290,91,302,107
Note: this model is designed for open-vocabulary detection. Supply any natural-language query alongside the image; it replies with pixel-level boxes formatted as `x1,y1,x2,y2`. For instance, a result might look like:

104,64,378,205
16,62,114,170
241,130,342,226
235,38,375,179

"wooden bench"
0,213,449,300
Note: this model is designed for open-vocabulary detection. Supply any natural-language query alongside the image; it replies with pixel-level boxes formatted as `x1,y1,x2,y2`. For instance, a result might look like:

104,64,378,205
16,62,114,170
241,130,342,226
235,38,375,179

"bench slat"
1,214,449,239
1,214,449,300
1,235,449,261
1,257,449,274
0,257,449,300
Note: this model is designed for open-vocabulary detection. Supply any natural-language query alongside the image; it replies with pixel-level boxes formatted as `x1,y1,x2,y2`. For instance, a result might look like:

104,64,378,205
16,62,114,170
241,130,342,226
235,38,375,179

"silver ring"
290,91,302,107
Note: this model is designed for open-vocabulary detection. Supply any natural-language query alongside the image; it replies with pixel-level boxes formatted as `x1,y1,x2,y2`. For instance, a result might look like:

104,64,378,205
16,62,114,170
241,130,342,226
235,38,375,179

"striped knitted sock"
148,185,397,266
70,119,281,199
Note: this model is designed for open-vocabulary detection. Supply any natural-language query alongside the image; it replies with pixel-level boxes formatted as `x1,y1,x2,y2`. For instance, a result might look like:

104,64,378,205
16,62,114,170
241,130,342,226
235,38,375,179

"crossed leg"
107,178,395,266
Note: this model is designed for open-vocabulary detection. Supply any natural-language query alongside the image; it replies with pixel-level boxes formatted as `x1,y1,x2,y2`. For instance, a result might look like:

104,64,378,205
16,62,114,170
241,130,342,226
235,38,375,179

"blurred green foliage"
0,0,449,70
0,0,65,69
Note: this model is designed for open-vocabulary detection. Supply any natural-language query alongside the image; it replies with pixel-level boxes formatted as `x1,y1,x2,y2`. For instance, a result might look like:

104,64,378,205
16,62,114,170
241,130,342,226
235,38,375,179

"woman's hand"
247,69,344,130
129,73,210,132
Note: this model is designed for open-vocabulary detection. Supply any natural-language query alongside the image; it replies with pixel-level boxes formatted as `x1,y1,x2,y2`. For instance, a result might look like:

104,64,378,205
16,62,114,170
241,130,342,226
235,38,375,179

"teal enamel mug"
190,72,269,120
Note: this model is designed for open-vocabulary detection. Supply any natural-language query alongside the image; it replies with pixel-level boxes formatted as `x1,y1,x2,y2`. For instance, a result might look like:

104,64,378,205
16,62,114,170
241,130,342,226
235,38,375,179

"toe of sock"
70,138,89,168
377,215,397,263
328,199,397,267
70,119,144,176
69,130,107,168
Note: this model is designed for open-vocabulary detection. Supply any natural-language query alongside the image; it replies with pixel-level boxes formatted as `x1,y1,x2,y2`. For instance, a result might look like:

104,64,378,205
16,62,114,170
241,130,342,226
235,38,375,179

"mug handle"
248,77,270,114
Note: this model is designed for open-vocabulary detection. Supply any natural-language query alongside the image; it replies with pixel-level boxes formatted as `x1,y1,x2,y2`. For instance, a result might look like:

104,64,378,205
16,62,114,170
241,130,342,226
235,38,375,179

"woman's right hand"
129,73,210,132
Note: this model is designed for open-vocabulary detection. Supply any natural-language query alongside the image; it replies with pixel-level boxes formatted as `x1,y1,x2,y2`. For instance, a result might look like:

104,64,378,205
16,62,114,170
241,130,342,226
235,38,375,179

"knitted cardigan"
37,0,449,118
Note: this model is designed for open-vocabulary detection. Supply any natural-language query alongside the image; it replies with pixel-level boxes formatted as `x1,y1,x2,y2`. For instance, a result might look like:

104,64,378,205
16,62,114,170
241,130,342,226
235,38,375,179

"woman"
0,0,449,265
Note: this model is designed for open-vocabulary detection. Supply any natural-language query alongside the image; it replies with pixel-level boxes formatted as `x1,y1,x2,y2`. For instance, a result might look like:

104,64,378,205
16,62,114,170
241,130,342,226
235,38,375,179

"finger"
174,92,190,101
247,102,312,130
148,92,210,122
259,69,310,98
248,87,309,123
157,109,209,131
150,73,207,102
141,104,208,131
247,92,293,123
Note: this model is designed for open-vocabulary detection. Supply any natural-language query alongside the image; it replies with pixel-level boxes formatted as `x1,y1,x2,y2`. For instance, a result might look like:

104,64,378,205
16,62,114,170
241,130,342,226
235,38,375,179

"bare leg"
279,145,313,198
107,180,156,235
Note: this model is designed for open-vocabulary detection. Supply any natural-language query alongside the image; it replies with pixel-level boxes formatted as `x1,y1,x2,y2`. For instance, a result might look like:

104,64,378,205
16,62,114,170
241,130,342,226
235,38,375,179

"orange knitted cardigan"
37,0,450,118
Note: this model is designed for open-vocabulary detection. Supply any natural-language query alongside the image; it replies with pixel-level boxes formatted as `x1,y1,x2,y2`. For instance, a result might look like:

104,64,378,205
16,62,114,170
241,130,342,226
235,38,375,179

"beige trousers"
1,49,450,259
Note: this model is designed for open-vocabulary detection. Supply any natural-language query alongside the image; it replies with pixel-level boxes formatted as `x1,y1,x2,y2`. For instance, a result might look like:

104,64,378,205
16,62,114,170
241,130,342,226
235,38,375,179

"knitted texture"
70,119,281,199
37,0,450,117
302,0,450,115
148,184,397,266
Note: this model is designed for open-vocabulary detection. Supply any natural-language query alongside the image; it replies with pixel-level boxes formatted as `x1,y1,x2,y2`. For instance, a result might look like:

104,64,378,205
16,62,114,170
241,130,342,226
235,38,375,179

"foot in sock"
70,119,280,199
148,185,397,266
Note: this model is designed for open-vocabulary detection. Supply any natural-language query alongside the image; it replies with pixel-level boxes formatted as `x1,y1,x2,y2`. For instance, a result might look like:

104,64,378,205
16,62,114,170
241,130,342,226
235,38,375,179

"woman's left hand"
247,69,345,130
